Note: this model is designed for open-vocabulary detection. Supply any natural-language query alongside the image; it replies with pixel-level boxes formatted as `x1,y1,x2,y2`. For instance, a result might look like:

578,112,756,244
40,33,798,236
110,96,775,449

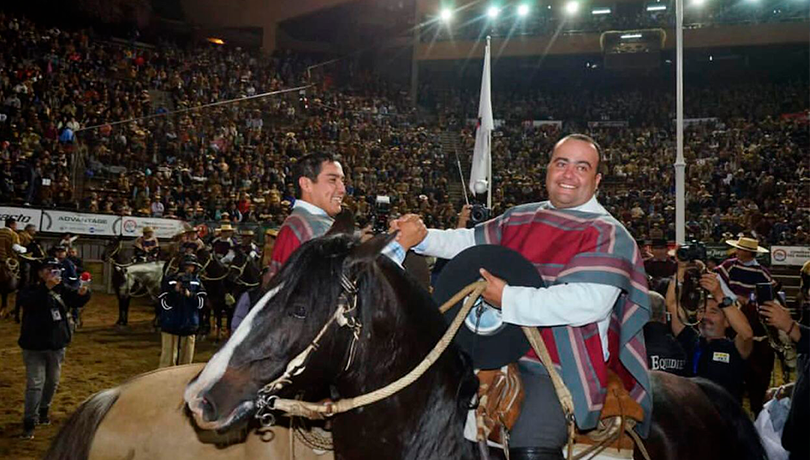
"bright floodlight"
691,0,705,7
487,6,500,18
440,8,453,22
592,7,611,14
647,4,667,10
518,4,530,16
565,1,580,15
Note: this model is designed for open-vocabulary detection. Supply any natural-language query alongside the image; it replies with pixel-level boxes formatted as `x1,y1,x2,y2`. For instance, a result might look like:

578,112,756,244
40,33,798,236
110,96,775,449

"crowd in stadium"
1,8,809,247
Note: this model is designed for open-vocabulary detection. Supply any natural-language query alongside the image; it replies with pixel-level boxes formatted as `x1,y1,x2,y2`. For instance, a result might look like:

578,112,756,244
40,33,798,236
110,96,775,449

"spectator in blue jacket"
157,254,206,367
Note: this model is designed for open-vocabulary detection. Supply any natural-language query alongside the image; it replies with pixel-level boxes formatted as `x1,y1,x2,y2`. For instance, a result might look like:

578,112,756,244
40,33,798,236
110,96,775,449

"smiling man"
392,134,651,459
266,153,346,279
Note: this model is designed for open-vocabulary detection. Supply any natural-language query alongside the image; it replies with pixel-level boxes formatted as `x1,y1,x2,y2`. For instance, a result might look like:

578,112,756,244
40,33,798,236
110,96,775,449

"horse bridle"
254,271,363,427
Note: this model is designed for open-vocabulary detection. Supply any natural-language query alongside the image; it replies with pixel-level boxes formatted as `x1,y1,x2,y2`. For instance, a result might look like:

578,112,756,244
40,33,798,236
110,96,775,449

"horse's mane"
265,233,476,412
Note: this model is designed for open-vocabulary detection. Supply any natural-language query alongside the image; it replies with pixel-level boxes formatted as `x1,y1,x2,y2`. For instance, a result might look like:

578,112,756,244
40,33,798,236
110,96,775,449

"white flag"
469,37,493,196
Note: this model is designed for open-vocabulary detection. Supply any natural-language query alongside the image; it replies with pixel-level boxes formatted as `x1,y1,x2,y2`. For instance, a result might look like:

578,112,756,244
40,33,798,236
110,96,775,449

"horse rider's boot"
508,447,565,460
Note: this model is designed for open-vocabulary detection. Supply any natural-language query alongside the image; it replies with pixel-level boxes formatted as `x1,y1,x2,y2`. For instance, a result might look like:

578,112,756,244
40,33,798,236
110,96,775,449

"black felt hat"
433,245,545,370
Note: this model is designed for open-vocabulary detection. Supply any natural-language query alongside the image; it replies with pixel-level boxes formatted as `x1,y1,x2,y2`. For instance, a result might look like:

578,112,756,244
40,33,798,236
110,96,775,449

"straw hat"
142,226,154,234
219,223,235,232
239,229,255,236
725,236,769,254
265,228,279,237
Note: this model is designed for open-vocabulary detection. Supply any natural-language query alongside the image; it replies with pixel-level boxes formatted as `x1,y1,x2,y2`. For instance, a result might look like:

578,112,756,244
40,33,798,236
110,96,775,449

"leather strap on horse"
521,326,578,459
265,281,488,419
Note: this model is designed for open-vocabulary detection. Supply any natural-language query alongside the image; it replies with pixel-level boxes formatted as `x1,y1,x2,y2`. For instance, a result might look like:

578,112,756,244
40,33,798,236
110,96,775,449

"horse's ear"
348,231,398,264
326,209,355,237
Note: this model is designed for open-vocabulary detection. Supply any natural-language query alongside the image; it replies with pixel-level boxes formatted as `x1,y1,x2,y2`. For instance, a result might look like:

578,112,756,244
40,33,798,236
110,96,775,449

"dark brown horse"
196,248,260,341
184,223,768,460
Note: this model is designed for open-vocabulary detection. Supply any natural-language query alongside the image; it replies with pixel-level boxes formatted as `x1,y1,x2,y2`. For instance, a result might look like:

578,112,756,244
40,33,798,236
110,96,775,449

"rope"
268,281,488,419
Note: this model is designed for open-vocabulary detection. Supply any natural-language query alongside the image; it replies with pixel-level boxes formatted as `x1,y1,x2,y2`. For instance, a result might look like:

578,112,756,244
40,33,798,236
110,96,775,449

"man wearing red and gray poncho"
393,134,652,460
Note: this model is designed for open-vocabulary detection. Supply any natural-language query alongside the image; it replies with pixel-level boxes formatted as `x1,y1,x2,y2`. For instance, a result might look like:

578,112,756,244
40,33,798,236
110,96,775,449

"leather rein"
253,273,487,427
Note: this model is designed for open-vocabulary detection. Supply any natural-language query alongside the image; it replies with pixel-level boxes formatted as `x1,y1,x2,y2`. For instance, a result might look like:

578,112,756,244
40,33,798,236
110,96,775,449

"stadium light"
592,7,612,14
647,4,667,11
620,33,643,39
440,8,453,22
691,0,705,7
518,4,531,16
487,6,501,18
565,1,580,15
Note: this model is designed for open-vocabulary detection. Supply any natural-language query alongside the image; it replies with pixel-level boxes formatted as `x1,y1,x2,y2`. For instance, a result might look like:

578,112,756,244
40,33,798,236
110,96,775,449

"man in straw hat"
179,223,205,255
133,226,160,262
393,134,652,458
714,235,778,416
238,229,260,262
211,223,237,264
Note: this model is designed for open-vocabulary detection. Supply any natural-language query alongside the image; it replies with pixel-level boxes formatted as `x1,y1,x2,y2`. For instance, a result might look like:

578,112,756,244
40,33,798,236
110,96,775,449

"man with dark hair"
266,152,345,278
644,239,677,295
665,268,753,402
231,153,347,331
643,291,688,376
393,135,651,459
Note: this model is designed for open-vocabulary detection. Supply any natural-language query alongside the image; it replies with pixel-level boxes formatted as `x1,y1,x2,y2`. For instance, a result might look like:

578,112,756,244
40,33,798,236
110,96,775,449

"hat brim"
725,240,769,253
433,245,544,370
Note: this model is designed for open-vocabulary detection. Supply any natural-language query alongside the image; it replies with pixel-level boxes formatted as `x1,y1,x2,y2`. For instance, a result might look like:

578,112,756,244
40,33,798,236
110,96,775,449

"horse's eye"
292,305,307,319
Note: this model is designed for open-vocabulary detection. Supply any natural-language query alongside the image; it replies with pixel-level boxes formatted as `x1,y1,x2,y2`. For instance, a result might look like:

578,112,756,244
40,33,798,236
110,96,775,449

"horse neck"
330,267,476,460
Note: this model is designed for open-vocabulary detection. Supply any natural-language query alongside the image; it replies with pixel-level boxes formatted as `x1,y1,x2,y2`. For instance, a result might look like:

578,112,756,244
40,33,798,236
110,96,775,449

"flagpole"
486,36,493,210
675,0,685,245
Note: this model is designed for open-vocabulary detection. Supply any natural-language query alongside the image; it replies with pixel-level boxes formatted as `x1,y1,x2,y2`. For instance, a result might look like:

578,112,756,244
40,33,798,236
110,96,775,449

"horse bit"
254,271,363,427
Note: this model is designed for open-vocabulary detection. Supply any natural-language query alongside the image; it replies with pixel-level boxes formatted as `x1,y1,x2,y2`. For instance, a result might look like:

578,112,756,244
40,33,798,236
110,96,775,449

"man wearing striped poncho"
393,134,652,460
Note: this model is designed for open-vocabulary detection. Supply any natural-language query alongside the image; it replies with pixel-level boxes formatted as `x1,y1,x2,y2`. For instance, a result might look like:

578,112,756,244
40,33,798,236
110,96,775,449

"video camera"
370,195,392,235
675,241,707,262
675,241,708,314
466,203,491,228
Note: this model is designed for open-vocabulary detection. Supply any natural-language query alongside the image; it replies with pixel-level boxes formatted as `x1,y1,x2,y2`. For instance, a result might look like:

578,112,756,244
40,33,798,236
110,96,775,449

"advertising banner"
40,210,119,236
0,206,42,228
120,216,187,239
587,120,629,128
531,120,563,128
770,246,810,267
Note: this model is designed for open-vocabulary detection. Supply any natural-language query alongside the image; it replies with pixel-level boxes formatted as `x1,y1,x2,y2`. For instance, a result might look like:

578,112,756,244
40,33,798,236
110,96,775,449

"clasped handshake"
388,214,506,307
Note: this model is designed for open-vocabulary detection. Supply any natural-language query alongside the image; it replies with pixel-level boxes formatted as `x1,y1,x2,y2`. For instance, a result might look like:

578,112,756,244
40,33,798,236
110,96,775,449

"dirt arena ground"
0,292,221,460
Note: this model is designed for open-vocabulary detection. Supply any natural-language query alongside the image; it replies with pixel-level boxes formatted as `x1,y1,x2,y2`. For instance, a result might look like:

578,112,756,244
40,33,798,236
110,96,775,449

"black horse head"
184,217,475,458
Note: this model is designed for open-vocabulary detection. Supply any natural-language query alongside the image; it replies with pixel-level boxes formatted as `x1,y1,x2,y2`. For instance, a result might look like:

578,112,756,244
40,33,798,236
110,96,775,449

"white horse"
118,261,165,300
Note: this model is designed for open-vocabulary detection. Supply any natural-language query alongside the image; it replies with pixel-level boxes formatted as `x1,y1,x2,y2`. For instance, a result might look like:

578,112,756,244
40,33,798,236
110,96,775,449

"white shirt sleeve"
412,228,476,260
715,273,738,299
501,282,621,327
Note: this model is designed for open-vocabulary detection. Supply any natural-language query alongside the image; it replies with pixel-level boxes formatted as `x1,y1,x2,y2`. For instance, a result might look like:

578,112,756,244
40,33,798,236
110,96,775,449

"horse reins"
252,272,651,460
254,278,487,425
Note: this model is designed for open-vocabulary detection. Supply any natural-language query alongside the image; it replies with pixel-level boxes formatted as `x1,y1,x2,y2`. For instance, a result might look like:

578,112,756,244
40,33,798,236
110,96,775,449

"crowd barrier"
0,205,274,243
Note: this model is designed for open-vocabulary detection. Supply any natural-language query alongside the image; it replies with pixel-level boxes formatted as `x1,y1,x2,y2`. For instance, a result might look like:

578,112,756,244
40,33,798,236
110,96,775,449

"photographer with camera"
759,295,808,460
665,259,754,402
17,258,73,439
157,254,206,368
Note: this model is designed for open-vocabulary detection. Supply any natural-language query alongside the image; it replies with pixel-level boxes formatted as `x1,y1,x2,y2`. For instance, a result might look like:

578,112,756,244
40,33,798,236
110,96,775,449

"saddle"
574,370,645,452
475,366,644,452
475,363,524,445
